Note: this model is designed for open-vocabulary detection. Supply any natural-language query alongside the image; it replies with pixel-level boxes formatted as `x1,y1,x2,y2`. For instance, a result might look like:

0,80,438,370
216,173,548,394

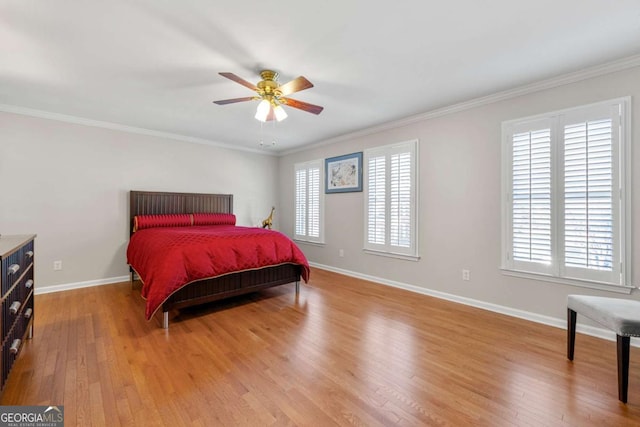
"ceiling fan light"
255,99,271,122
273,105,288,122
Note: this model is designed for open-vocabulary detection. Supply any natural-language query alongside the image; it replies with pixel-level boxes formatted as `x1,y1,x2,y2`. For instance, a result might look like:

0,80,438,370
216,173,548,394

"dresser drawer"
1,252,22,296
1,240,34,297
0,292,33,390
12,293,33,344
1,270,33,338
20,240,34,274
1,323,23,390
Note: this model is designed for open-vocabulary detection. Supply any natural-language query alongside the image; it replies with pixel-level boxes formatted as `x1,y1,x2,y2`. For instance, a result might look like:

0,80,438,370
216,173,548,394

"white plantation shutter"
364,140,418,258
308,167,321,238
295,160,324,243
511,128,552,265
295,168,307,236
502,98,629,289
390,152,412,248
563,119,613,270
367,155,386,245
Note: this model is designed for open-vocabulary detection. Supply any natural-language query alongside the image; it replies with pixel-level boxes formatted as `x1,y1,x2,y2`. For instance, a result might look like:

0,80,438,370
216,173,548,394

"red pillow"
134,214,192,231
192,213,236,226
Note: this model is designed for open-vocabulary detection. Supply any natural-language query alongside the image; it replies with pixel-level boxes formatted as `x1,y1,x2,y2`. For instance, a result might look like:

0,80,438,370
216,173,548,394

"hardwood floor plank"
3,268,640,426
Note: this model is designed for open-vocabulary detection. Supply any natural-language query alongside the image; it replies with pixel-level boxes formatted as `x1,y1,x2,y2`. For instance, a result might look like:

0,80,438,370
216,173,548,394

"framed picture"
325,152,363,193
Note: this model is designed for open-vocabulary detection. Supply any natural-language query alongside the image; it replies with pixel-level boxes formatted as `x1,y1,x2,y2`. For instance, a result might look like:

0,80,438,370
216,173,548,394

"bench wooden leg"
567,308,577,360
617,335,630,403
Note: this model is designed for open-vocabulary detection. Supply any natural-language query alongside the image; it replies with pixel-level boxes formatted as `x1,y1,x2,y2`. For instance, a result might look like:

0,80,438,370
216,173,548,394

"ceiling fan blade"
282,98,324,115
213,97,255,105
219,72,257,91
278,76,314,96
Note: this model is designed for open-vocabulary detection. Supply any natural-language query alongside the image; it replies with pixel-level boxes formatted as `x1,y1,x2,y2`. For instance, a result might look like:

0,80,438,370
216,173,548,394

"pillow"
134,214,192,232
192,213,236,226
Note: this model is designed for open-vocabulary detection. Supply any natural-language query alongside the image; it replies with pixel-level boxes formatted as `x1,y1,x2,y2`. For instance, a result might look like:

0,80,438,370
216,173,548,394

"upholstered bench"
567,295,640,403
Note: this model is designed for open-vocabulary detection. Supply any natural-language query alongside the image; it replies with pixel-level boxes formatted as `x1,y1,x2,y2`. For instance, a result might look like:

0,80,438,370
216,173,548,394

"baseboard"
35,275,130,295
310,262,639,347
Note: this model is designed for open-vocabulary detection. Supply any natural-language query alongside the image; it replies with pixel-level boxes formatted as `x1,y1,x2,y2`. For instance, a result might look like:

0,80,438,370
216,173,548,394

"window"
364,139,419,259
502,98,631,290
294,159,324,243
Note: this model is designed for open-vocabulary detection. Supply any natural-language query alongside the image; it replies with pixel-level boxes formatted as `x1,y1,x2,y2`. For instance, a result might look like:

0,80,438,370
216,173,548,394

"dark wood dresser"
0,234,35,393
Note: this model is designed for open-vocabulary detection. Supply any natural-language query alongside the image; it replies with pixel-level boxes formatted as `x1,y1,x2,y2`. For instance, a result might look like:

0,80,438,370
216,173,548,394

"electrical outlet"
462,269,470,281
339,249,344,257
53,260,62,271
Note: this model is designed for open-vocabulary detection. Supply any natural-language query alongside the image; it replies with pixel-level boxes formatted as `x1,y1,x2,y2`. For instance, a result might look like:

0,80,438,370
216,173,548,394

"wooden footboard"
158,264,301,328
163,263,301,311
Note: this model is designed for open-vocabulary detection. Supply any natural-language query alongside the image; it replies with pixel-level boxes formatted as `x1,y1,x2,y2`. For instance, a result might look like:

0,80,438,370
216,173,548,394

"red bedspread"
127,225,310,319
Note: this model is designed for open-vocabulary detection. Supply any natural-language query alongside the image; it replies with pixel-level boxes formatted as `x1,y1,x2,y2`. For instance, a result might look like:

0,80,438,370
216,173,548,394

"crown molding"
0,103,277,156
281,53,640,156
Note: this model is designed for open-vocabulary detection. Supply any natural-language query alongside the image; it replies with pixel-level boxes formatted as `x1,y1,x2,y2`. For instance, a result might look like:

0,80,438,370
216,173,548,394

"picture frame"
325,152,363,193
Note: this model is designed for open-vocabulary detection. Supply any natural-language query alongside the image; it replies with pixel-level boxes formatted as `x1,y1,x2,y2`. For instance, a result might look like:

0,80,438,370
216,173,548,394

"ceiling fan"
213,70,324,122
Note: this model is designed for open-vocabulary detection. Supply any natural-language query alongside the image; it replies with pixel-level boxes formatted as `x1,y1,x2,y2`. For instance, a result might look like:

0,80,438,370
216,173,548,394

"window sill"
363,249,420,262
500,268,634,294
293,239,325,247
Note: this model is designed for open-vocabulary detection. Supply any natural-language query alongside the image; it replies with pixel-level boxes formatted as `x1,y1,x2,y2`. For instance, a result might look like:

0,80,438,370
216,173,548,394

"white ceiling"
2,1,640,153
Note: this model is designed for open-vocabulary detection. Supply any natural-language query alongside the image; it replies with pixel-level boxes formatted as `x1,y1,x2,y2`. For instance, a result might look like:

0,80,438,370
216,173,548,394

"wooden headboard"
129,191,233,235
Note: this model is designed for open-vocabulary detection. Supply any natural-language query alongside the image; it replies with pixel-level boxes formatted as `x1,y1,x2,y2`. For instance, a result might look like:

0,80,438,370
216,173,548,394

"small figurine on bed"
262,206,275,229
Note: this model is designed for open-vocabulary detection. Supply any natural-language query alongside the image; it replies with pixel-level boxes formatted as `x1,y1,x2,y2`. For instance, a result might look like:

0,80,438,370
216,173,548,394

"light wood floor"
2,268,640,426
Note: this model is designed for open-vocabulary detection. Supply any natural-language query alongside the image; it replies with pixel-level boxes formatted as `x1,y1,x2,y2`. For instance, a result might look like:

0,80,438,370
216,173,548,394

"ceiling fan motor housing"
257,70,282,103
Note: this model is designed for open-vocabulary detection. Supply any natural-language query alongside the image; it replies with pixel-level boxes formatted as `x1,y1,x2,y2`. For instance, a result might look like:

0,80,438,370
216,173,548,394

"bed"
127,190,310,328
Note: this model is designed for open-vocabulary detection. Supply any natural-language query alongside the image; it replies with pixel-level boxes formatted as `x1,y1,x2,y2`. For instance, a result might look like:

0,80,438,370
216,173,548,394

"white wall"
278,65,640,322
0,112,279,289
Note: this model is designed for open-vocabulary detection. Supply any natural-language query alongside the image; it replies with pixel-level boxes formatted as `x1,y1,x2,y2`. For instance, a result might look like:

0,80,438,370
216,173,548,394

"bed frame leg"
295,280,300,294
163,311,169,329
